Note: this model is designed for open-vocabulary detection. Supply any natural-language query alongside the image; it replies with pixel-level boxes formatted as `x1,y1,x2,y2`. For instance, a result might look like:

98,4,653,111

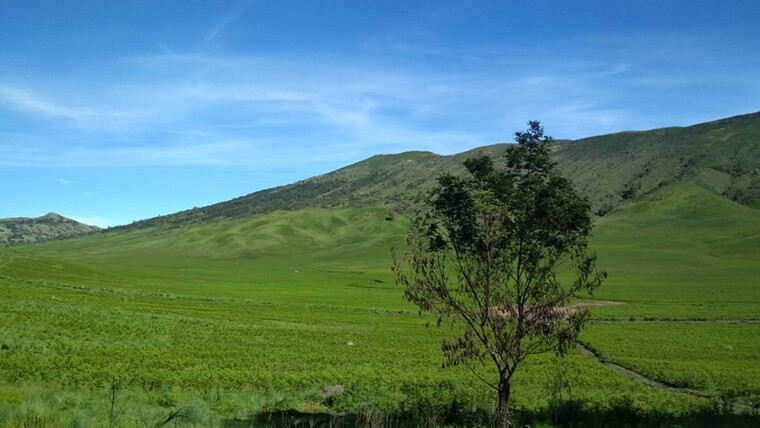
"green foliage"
1,109,760,425
395,122,606,427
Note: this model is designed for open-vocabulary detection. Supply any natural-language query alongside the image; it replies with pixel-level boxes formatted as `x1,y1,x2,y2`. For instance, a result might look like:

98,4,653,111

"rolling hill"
14,112,760,320
554,111,760,214
115,111,760,230
2,112,760,425
0,212,99,246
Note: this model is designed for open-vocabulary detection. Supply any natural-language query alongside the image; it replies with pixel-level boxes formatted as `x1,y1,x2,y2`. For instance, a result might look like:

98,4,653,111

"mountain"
5,114,759,422
117,112,760,231
553,111,760,215
0,213,100,246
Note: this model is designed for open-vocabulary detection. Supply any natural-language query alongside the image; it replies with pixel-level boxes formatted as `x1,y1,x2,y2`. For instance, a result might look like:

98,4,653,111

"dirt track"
574,342,710,397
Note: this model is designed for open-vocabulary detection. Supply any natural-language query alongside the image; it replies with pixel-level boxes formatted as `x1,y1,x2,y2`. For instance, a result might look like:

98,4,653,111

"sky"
1,1,758,227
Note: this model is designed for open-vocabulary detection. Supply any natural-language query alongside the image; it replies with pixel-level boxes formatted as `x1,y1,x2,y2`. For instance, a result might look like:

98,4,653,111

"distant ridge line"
103,111,760,231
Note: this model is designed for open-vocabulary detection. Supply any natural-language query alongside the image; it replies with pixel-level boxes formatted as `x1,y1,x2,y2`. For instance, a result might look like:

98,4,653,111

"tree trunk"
495,376,512,428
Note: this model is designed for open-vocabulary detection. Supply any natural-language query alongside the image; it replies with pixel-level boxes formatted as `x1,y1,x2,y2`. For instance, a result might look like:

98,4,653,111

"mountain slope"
16,179,760,319
553,111,760,214
590,181,760,305
9,206,410,303
0,213,99,246
37,207,407,263
117,112,760,231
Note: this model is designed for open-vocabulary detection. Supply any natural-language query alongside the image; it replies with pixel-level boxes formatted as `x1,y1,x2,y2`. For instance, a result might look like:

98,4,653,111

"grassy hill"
554,111,760,214
590,181,760,317
582,181,760,396
0,212,99,246
2,180,759,425
1,112,759,425
117,112,760,230
20,181,760,317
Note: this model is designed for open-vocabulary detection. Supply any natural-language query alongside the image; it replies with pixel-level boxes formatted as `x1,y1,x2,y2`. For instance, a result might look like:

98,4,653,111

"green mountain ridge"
117,111,760,231
0,213,100,246
4,115,760,423
554,111,760,214
14,112,760,310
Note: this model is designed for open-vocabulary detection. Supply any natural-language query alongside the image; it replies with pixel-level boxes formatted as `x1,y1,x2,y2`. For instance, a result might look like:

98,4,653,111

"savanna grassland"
2,114,760,426
1,185,759,427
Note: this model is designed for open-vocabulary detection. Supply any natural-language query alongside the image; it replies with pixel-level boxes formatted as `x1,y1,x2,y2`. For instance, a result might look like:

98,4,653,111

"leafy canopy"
394,121,606,388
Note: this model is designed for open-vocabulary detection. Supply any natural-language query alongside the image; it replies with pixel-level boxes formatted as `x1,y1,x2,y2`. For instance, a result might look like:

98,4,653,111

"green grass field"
1,185,759,426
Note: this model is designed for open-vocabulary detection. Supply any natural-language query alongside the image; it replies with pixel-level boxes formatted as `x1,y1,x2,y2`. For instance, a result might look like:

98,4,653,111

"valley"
1,115,760,426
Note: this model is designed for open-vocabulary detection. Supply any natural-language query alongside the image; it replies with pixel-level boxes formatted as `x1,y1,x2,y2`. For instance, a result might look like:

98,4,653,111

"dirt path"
560,300,712,395
574,342,709,397
575,342,756,414
573,299,758,413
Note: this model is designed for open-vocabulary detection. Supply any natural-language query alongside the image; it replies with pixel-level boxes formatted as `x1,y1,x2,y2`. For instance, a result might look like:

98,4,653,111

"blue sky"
1,0,758,227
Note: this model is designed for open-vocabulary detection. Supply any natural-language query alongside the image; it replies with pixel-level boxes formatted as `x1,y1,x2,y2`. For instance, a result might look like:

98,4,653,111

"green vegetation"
0,213,99,246
582,323,760,394
395,123,606,428
2,185,759,425
1,114,759,425
554,112,760,213
588,182,760,319
118,112,760,231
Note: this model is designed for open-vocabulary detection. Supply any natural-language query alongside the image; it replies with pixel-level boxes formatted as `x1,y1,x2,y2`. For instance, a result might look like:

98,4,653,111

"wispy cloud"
0,85,99,122
200,0,251,47
1,53,506,167
2,32,758,169
0,84,153,131
54,178,75,185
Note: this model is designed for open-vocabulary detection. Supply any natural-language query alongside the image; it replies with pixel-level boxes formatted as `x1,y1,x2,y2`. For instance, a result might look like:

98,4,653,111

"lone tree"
393,122,605,427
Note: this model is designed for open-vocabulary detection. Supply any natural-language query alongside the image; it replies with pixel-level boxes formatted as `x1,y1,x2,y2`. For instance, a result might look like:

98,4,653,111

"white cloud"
0,54,506,166
2,33,758,169
0,85,98,122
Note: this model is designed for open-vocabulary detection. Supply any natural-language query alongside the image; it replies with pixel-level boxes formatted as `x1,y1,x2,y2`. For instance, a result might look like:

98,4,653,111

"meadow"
1,185,759,426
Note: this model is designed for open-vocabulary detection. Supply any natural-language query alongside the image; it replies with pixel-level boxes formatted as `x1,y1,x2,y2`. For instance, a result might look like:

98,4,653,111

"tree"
393,121,606,428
